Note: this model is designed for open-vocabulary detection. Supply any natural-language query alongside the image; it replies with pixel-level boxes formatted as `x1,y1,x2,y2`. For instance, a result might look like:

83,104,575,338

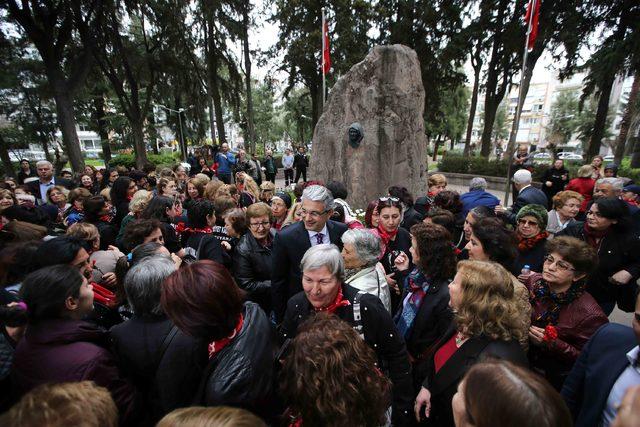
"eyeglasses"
543,254,575,272
249,221,271,229
379,197,400,203
299,208,329,218
517,219,539,227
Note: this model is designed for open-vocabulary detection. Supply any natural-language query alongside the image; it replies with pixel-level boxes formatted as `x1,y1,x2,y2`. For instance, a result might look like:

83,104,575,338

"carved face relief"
348,123,364,148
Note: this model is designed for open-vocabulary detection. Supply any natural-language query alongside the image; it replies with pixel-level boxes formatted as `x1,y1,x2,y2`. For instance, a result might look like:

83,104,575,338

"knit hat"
273,192,292,209
516,204,548,229
604,163,619,173
623,185,640,196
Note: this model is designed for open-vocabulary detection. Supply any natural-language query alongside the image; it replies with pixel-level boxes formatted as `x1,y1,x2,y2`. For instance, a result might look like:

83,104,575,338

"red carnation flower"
543,325,558,342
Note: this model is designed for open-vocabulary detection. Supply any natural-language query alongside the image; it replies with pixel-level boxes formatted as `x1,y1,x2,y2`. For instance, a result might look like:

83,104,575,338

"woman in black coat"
393,223,456,388
141,196,183,257
414,260,527,427
111,176,137,230
280,244,414,426
513,204,549,275
83,195,118,250
110,256,206,426
232,203,274,314
542,159,569,209
558,197,640,314
179,199,225,265
161,261,276,422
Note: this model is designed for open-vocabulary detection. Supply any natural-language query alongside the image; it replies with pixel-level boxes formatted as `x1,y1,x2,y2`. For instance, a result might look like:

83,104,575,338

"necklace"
455,332,468,347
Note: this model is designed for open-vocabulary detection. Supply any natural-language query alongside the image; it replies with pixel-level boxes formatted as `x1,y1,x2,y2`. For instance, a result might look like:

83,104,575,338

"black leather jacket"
232,232,274,313
195,302,276,420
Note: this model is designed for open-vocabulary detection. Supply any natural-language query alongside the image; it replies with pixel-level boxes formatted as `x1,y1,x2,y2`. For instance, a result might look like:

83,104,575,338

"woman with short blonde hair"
157,406,266,427
203,179,224,201
281,202,302,228
414,260,527,426
548,190,584,234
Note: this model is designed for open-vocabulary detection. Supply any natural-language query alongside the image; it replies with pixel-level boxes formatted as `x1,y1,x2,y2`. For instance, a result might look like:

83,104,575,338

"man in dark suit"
26,160,76,204
495,168,547,225
561,292,640,427
271,184,348,322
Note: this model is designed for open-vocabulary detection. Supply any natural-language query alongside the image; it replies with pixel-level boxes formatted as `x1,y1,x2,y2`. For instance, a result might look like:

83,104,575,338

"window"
78,124,90,132
533,104,543,112
82,139,101,150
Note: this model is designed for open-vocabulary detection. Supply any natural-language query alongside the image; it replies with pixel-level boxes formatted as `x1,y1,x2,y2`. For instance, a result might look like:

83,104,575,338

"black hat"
273,192,292,209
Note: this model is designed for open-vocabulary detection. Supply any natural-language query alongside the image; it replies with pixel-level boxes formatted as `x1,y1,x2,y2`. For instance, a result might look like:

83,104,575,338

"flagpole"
322,8,326,107
502,0,537,206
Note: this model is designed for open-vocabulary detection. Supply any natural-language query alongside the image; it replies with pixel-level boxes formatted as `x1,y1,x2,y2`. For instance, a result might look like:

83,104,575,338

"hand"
101,272,117,288
170,253,182,268
221,241,232,251
385,273,400,295
611,270,633,285
517,271,534,283
414,387,432,422
562,174,568,181
612,385,640,427
494,205,507,215
394,252,410,272
528,325,545,346
545,181,552,187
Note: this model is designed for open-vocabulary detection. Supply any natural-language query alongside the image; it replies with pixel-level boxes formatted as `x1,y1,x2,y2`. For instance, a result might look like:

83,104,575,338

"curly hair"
123,218,162,252
552,190,584,210
433,190,463,215
455,260,524,343
281,314,391,427
545,236,596,275
187,176,208,199
203,179,224,201
410,223,456,280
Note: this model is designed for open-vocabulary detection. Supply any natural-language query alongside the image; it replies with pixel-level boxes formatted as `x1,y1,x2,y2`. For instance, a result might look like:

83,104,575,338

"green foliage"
109,152,179,169
547,90,580,146
438,153,509,177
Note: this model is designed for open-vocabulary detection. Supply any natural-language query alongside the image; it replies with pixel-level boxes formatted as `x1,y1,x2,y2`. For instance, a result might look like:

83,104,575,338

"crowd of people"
0,149,640,427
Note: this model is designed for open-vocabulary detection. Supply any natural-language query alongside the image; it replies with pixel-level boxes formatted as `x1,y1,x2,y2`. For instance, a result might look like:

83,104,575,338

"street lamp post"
155,104,193,161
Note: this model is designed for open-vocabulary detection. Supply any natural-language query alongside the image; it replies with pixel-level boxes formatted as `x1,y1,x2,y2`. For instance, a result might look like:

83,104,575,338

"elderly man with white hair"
271,184,348,322
495,169,548,225
26,160,76,204
341,229,391,312
280,244,414,426
459,177,500,217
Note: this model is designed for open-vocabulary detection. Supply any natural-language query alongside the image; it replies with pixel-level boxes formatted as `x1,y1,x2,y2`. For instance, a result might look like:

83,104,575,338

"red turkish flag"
322,20,331,75
524,0,541,50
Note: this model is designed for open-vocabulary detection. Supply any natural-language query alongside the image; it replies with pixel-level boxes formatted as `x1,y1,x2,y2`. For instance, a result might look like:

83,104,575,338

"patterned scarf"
530,278,584,326
395,268,431,338
583,222,608,249
208,314,244,359
314,287,351,314
517,231,549,252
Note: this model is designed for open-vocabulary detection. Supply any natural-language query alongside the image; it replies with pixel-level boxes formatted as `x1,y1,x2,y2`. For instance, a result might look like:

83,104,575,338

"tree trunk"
52,87,85,172
480,98,498,157
630,127,640,168
614,72,639,164
0,135,15,178
92,95,112,165
131,117,148,169
242,0,256,153
586,72,616,161
209,97,217,142
432,135,442,162
211,75,227,145
464,63,481,157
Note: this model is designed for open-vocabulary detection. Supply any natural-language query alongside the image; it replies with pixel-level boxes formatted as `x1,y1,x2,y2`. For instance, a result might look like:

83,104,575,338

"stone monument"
309,44,428,209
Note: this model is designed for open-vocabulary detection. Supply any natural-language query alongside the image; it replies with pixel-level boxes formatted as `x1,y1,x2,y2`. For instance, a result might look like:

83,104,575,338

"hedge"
438,153,640,182
109,153,180,169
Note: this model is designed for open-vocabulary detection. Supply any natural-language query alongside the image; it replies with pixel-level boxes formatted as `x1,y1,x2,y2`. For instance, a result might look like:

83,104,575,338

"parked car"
532,152,552,164
604,155,615,162
557,152,583,161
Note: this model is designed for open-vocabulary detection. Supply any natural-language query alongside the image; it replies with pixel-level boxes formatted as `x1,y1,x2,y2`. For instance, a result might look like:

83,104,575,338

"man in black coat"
271,185,347,322
26,160,76,204
495,168,547,225
561,295,640,427
293,146,308,183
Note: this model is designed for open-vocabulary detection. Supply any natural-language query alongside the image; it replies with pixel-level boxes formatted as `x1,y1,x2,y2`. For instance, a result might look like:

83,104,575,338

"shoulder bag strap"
156,325,179,371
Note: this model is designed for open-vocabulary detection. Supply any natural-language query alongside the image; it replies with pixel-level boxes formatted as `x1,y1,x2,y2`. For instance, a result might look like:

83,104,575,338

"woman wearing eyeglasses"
513,204,549,275
521,236,607,390
233,202,275,314
375,197,413,314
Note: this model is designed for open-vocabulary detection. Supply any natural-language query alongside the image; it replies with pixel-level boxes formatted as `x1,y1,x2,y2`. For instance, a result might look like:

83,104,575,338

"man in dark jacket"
561,298,640,427
271,185,348,322
26,160,75,204
110,256,206,425
496,169,547,225
263,149,277,183
293,146,308,183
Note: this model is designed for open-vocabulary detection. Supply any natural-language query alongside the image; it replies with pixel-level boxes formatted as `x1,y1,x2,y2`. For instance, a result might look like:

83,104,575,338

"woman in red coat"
565,165,595,220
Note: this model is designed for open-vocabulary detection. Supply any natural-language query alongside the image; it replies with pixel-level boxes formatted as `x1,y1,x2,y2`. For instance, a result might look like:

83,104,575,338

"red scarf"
208,314,244,359
517,231,549,252
175,222,213,235
583,222,608,249
314,287,351,314
376,224,398,248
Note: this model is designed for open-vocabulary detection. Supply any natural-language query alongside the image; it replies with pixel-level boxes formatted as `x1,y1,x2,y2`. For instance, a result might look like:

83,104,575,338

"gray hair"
513,169,532,184
341,229,381,268
124,255,176,316
469,177,488,191
36,160,53,169
596,177,623,192
302,185,334,211
300,244,344,282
